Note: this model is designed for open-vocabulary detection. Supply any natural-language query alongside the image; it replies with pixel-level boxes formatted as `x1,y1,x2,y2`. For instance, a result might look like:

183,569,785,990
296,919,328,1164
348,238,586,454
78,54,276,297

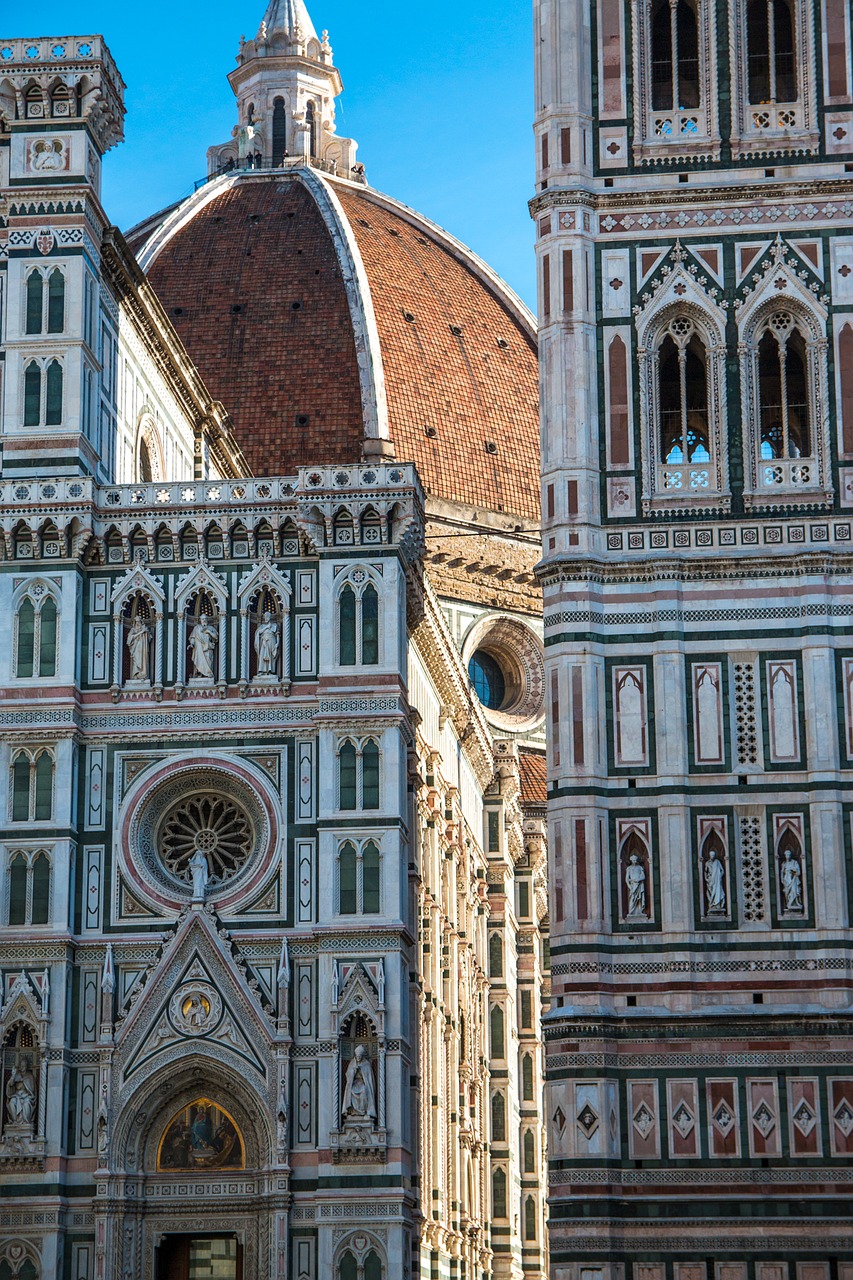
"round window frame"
461,615,545,734
120,758,278,912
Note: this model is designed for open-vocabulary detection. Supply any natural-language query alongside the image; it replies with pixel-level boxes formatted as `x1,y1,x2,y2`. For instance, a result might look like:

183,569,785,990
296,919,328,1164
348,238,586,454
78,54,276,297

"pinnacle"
257,0,319,44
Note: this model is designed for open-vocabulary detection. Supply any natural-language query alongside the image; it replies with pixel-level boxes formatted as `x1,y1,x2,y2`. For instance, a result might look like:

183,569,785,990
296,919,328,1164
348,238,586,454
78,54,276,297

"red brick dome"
129,168,540,521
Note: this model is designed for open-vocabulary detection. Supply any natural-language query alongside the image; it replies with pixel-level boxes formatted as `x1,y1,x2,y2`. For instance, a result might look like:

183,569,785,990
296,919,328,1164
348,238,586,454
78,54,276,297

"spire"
257,0,318,44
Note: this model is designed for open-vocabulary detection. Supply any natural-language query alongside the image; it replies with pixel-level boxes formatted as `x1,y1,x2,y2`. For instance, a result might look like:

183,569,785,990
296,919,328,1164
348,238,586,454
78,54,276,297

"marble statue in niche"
189,615,217,679
4,1057,36,1133
780,845,804,912
342,1045,377,1124
127,614,151,681
255,610,280,677
625,853,647,918
703,841,727,916
189,849,209,901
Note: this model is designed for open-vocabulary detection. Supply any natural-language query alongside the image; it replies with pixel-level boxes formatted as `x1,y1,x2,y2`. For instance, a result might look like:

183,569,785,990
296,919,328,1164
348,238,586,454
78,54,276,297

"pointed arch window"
747,0,797,103
25,268,65,335
640,306,729,508
337,839,382,915
651,0,700,111
10,749,54,822
491,1090,506,1141
757,313,809,459
338,738,381,811
489,932,503,977
741,302,827,501
15,587,58,679
337,578,380,666
22,358,63,428
6,849,51,926
659,319,710,467
521,1052,534,1101
26,272,42,334
490,1004,505,1059
47,269,65,332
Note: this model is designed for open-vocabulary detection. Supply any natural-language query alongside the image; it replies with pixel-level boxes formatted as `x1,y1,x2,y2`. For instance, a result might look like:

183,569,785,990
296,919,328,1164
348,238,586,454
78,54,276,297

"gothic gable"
113,907,274,1097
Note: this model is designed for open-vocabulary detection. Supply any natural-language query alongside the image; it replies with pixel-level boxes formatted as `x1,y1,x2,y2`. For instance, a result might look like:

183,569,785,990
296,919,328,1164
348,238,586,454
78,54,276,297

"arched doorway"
104,1059,278,1278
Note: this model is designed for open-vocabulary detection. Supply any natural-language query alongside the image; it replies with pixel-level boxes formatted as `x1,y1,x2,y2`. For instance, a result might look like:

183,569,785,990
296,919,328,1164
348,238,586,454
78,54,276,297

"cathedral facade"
534,0,853,1273
0,10,548,1280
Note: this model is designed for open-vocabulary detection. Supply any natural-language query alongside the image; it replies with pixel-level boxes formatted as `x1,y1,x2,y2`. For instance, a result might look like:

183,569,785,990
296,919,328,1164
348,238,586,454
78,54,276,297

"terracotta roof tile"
145,180,365,476
518,748,547,806
336,187,540,521
139,173,540,521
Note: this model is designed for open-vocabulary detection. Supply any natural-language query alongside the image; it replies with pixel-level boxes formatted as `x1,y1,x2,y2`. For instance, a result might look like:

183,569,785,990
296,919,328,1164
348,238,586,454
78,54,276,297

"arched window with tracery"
10,749,54,822
338,1249,383,1280
337,840,382,914
337,576,380,666
6,849,51,926
747,0,797,103
338,738,381,811
23,358,63,428
639,304,729,509
651,0,700,111
15,585,58,679
740,300,827,501
658,320,710,467
757,313,809,459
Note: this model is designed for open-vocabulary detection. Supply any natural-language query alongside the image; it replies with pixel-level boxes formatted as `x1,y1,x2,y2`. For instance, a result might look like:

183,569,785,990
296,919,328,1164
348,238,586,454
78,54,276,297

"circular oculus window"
463,616,545,733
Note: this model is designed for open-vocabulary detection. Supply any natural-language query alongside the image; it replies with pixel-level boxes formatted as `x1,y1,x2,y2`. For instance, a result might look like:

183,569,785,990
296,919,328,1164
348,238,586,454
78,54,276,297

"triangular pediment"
636,241,726,338
734,234,828,326
114,907,274,1094
238,557,292,606
0,972,46,1029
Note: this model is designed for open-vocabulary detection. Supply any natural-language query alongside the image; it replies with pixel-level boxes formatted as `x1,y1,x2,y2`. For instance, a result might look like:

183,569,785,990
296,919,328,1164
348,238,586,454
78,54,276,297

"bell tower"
535,0,853,1273
207,0,359,177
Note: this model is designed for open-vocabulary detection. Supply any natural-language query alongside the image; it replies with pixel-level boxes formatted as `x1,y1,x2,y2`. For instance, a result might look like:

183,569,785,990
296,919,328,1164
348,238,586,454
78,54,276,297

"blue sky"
19,1,537,309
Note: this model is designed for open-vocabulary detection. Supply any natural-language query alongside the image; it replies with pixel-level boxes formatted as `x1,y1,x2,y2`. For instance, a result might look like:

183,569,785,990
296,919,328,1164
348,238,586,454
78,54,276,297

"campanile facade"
534,0,853,1272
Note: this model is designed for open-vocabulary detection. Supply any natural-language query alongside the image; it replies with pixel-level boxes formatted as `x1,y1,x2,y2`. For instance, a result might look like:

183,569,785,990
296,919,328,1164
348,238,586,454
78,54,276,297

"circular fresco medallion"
168,982,222,1036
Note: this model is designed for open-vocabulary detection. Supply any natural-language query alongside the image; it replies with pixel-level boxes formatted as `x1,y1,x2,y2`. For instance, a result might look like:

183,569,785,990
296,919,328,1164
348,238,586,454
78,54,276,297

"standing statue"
5,1058,36,1131
127,615,151,681
341,1045,377,1124
704,847,727,914
780,847,804,912
625,853,647,917
254,610,280,677
189,848,209,901
189,615,217,679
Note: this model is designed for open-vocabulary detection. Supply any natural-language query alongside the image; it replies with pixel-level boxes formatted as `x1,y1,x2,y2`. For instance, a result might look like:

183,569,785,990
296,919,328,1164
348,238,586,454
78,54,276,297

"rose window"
130,765,269,899
158,793,253,885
